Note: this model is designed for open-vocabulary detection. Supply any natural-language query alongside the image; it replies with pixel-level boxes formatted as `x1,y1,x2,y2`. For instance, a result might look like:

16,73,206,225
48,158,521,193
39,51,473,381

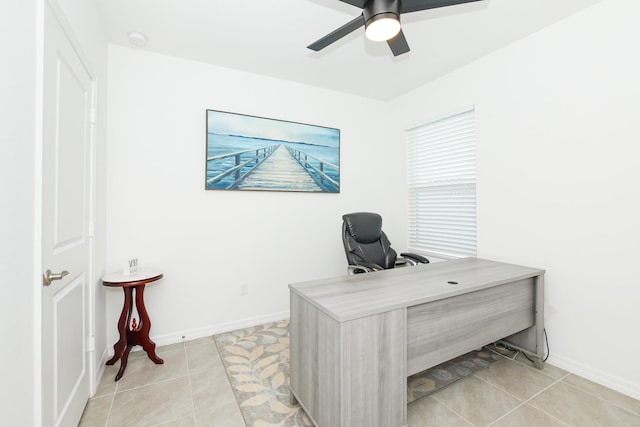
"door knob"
43,269,69,286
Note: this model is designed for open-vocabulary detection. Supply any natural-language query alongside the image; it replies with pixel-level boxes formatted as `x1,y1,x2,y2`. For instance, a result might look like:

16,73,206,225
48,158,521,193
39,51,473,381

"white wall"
391,0,640,398
105,46,405,345
0,1,41,424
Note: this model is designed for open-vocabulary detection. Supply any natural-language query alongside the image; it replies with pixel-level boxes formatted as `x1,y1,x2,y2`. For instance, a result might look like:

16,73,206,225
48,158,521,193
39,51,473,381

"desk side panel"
501,274,545,360
407,278,535,375
290,293,340,427
290,291,407,427
341,309,407,427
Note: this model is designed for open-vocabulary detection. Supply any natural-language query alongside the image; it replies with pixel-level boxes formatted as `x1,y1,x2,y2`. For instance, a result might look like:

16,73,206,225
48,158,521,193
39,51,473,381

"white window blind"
406,108,477,258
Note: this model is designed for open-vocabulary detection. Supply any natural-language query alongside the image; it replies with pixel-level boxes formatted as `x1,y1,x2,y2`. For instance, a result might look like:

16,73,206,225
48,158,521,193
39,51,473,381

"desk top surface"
289,257,544,322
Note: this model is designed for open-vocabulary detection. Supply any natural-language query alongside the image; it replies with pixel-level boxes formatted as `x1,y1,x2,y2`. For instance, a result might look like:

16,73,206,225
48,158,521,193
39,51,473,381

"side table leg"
106,287,133,366
114,346,133,381
134,285,164,364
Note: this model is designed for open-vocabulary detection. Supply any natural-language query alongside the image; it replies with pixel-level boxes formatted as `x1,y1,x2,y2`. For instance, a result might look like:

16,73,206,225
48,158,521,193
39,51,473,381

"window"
406,108,477,259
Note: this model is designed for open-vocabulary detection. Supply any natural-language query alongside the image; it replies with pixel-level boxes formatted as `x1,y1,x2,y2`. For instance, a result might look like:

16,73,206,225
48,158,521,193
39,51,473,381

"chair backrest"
342,212,397,270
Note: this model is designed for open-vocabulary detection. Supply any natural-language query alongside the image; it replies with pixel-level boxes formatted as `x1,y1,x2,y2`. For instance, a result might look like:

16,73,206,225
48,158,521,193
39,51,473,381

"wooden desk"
289,258,544,427
102,271,164,381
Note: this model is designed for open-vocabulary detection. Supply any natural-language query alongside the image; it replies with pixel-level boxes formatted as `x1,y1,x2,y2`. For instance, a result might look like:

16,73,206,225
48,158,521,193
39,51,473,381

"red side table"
102,270,164,381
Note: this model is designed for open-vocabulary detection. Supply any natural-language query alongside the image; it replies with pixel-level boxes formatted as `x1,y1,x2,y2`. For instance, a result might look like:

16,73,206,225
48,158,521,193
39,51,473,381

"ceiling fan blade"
338,0,367,7
387,29,410,56
401,0,484,14
307,14,365,52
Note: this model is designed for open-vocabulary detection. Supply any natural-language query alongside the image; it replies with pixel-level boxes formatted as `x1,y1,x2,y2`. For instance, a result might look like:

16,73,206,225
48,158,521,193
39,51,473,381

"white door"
42,4,93,427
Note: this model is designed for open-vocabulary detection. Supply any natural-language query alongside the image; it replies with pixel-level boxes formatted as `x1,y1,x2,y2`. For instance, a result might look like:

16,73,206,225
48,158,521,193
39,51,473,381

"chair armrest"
347,262,384,275
394,257,412,267
400,252,430,264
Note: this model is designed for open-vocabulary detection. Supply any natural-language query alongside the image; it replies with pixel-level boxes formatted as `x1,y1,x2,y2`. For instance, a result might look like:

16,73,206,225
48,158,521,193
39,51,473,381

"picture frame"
205,109,340,193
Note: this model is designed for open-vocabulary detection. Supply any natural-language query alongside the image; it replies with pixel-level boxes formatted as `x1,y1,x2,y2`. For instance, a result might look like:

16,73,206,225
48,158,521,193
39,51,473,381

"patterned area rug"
214,320,502,427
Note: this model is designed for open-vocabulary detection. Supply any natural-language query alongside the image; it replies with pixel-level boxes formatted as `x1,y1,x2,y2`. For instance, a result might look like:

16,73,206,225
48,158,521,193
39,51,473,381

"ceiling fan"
308,0,484,56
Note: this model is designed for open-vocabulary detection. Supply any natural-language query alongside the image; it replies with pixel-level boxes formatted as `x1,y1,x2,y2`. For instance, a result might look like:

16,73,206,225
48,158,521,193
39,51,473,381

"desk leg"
134,285,164,365
534,357,544,370
106,287,133,367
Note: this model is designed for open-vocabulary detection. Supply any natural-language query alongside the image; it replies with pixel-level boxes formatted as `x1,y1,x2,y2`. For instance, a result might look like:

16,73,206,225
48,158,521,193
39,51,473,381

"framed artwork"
205,109,340,193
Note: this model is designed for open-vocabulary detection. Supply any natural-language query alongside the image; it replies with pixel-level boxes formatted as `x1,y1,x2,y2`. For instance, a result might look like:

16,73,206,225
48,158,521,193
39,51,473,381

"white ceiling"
96,0,602,101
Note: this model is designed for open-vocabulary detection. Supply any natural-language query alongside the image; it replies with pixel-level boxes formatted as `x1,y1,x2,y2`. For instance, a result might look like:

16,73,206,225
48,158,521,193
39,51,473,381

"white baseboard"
97,345,110,372
98,310,290,360
151,310,290,347
546,353,640,400
90,346,110,397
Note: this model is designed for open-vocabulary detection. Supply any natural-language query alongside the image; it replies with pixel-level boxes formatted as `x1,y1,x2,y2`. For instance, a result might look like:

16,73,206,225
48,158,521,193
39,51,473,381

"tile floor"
80,338,640,427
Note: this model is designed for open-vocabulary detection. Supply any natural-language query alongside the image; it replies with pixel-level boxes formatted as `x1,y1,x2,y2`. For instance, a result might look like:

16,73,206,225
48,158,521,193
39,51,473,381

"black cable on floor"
543,327,549,362
521,351,534,363
521,327,550,363
493,328,550,365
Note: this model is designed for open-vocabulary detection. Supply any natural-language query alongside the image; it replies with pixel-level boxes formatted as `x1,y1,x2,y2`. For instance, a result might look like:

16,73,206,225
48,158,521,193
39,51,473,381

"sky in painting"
207,110,339,148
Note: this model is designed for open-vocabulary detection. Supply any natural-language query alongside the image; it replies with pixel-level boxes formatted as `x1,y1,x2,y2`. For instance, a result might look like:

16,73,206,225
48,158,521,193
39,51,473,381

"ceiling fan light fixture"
365,13,401,41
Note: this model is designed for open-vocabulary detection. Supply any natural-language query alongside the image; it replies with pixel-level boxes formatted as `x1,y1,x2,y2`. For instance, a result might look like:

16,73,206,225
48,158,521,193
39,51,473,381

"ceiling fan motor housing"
363,0,401,26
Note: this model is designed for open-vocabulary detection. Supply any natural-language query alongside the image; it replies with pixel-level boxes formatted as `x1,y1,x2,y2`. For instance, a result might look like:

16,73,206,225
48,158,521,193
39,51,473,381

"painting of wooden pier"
205,110,340,193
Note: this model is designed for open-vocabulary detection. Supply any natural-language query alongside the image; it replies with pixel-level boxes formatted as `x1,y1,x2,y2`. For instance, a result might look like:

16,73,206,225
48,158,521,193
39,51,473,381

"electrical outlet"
240,284,248,296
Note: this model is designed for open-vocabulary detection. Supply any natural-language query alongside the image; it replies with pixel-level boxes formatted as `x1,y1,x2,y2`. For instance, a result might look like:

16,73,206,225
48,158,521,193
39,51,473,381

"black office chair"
342,212,429,274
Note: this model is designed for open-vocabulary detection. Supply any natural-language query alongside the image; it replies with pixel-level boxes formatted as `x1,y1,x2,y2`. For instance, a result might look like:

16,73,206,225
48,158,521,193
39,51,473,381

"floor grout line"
471,360,563,403
98,343,194,427
184,340,198,425
429,379,495,427
111,372,191,394
368,347,635,426
470,374,528,426
499,373,571,426
416,350,511,426
556,376,640,417
474,358,575,426
484,401,527,427
516,361,564,380
103,375,118,427
89,339,238,426
449,357,574,426
428,394,477,426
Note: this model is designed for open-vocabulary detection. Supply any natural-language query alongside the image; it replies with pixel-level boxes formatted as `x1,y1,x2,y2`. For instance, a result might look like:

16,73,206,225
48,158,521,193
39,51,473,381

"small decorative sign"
123,257,138,276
